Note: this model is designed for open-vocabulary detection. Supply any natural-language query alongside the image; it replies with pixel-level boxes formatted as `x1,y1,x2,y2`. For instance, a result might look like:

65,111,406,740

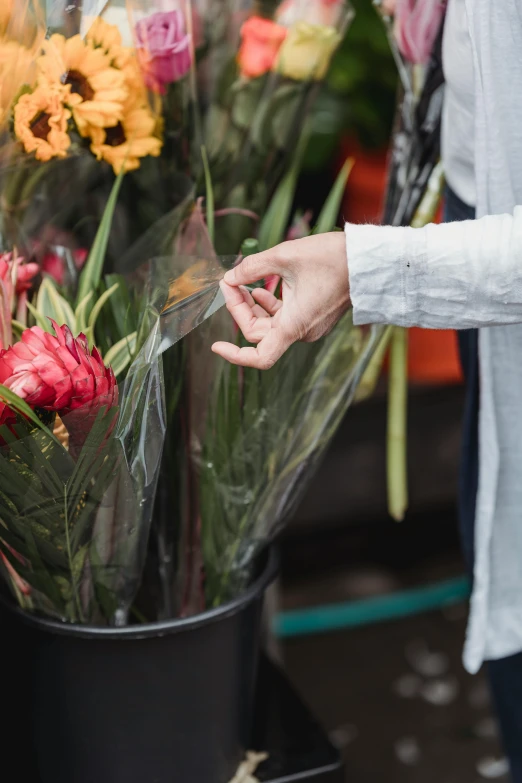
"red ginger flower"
0,321,118,430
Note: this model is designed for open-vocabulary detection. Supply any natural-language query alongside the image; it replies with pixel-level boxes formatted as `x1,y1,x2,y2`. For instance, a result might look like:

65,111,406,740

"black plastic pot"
3,549,278,783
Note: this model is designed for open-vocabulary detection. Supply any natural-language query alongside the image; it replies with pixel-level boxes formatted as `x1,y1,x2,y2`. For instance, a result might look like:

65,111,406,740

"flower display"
0,0,362,639
237,16,288,79
0,321,118,416
14,84,73,161
135,10,192,94
274,20,341,81
38,33,128,135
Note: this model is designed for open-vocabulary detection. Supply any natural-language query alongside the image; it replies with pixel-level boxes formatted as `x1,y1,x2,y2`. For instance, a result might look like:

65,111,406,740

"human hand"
211,232,350,370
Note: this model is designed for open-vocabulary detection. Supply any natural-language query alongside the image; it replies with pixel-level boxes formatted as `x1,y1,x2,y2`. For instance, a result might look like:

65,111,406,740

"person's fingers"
239,286,270,319
223,246,286,287
212,326,292,369
220,281,271,343
251,287,283,316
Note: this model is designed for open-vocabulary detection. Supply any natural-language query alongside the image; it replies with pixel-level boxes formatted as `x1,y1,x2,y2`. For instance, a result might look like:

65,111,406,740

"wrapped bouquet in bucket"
0,1,382,782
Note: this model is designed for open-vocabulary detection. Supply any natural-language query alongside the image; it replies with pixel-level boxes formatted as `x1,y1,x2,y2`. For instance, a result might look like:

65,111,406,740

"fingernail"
224,268,236,284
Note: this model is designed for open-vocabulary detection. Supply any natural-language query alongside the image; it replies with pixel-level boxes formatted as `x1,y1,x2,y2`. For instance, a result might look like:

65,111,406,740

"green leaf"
26,300,52,333
87,282,119,334
71,544,89,584
258,125,310,251
105,273,138,336
0,385,58,441
76,168,125,310
313,157,354,235
201,145,215,246
104,331,138,377
36,277,76,332
75,291,94,334
11,319,27,338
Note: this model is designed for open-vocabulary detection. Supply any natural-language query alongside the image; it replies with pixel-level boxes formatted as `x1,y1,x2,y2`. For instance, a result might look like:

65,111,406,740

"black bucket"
3,549,278,783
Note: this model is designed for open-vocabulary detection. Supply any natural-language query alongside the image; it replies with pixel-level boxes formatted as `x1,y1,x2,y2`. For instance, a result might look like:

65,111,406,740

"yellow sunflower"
89,97,162,175
85,18,156,120
14,84,72,162
37,33,128,136
85,17,130,70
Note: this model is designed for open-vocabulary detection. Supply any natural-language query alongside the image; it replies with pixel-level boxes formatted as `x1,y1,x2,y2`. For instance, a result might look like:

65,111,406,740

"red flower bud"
0,322,118,426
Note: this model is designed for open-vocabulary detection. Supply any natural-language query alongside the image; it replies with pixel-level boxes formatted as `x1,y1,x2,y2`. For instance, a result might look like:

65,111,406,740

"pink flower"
40,248,88,286
0,252,39,350
393,0,446,64
0,253,39,296
135,10,192,93
0,254,39,295
238,16,287,79
0,321,118,417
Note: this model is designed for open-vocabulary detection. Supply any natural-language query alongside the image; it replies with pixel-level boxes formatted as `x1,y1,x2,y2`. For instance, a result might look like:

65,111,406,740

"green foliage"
0,407,121,622
304,0,397,171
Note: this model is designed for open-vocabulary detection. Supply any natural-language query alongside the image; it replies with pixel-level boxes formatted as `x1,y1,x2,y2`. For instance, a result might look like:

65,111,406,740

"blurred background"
272,1,508,780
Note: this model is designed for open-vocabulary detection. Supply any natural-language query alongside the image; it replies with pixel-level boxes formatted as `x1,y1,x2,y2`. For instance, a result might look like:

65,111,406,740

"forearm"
346,207,522,329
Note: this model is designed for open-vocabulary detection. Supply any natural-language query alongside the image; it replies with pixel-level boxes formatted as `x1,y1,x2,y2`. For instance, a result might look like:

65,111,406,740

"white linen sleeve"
345,206,522,329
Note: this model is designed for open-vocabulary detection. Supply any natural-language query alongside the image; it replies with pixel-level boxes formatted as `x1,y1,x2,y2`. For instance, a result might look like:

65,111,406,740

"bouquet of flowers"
0,249,167,624
193,0,353,251
0,0,382,626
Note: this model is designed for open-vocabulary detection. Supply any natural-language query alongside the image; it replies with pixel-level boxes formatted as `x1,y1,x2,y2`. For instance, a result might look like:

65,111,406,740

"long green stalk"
386,161,445,521
387,326,408,521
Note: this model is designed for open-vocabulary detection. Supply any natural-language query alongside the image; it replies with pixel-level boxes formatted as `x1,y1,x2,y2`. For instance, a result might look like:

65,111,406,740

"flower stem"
387,326,408,521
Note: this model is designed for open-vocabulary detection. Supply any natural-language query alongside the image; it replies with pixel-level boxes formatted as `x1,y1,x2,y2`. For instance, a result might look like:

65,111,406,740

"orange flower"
14,85,72,162
237,16,287,79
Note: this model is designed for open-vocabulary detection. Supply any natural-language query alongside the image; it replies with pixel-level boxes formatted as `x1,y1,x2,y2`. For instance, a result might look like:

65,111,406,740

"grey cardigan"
346,0,522,674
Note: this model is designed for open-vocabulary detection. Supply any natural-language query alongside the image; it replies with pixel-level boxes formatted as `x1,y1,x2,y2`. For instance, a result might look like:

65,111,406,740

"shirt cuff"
345,223,427,327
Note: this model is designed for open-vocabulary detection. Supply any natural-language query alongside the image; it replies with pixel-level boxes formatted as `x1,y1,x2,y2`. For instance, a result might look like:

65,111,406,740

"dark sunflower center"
104,123,126,147
30,112,51,140
65,69,95,101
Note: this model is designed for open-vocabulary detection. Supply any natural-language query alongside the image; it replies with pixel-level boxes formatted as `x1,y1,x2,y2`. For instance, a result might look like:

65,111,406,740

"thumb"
223,249,283,287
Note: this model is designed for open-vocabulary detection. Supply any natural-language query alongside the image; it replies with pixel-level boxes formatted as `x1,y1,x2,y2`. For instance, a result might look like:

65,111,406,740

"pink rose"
135,10,192,94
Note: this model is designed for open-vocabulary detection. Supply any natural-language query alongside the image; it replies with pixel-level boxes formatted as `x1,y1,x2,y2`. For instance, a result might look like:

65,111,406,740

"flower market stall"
0,1,381,782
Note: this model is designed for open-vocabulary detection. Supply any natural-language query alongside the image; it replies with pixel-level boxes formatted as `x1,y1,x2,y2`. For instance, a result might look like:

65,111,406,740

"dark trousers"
444,187,522,780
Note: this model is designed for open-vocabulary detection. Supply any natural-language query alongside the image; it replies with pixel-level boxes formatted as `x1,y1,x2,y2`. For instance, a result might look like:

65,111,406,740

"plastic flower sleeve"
131,253,384,615
0,326,165,625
